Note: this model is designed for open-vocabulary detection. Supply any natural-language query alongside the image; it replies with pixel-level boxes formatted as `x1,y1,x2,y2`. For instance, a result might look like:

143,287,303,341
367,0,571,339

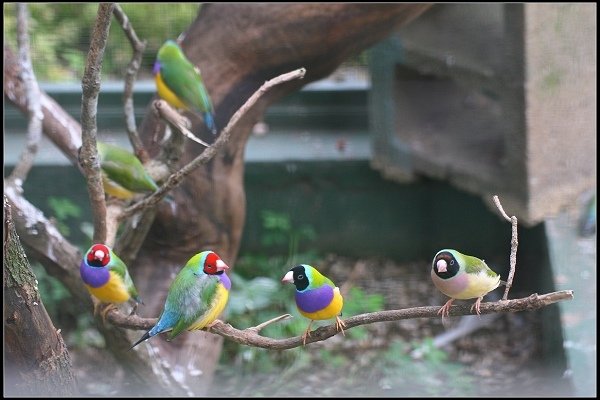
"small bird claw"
335,316,346,337
438,298,454,321
470,297,484,316
100,303,118,325
302,321,314,346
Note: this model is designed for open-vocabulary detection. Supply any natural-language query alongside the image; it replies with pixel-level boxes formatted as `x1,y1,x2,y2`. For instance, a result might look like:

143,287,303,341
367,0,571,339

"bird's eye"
450,260,454,265
298,274,304,280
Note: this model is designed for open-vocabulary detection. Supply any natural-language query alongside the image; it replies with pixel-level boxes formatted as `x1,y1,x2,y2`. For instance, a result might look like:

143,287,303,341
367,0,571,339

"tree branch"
79,2,115,244
152,100,210,147
493,195,519,300
121,67,307,220
4,196,78,396
4,45,82,165
113,130,184,265
8,3,43,186
112,4,148,162
4,184,90,304
4,184,172,394
109,290,573,350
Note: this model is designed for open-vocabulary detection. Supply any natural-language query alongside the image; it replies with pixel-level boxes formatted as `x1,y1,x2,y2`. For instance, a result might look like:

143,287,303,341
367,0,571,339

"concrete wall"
370,3,596,226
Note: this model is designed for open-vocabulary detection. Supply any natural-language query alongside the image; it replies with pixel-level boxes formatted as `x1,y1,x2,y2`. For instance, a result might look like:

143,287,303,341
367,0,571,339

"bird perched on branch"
431,249,504,319
154,39,217,135
282,264,345,345
129,250,231,350
80,243,142,318
84,141,159,200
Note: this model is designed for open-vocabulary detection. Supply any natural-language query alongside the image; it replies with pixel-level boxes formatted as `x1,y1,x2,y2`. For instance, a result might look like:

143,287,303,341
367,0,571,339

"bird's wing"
159,58,214,114
101,156,157,193
107,251,140,301
167,274,221,339
463,254,497,278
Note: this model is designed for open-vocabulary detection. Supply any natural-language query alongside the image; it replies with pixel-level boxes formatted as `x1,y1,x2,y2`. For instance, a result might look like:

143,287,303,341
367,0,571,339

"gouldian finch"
94,141,159,200
282,264,346,345
154,39,217,135
431,249,504,318
129,250,231,349
80,243,142,317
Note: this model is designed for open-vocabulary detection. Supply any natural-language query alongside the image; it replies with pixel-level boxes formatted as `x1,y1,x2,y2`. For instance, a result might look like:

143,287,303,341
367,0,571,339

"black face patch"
290,265,309,291
433,251,460,279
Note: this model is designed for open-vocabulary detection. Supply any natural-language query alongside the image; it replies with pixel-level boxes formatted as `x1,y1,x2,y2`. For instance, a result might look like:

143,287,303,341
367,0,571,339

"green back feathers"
182,251,209,274
449,249,498,278
157,40,188,64
166,251,220,338
97,141,158,193
156,40,214,114
107,248,140,301
303,264,336,289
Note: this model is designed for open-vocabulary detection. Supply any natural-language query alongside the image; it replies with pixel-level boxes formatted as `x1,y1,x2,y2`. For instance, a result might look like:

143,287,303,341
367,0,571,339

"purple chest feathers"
153,61,161,76
80,262,110,288
295,284,334,313
218,272,232,291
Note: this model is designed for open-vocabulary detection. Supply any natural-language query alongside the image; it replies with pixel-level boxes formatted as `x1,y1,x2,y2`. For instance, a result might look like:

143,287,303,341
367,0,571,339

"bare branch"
493,195,519,300
153,100,210,147
112,4,148,162
4,46,82,165
493,195,512,222
79,3,115,244
105,203,123,248
121,67,307,219
5,182,164,391
113,119,185,265
4,184,89,304
4,196,78,396
8,3,43,186
110,290,573,350
247,314,293,333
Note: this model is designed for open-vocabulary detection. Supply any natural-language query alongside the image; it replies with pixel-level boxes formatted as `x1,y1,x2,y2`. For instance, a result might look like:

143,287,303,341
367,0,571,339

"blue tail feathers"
204,112,217,135
129,330,152,351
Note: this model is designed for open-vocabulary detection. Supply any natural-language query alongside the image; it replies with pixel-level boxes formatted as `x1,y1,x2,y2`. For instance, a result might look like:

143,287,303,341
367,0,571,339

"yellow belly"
299,287,344,321
454,272,501,299
102,175,135,200
155,73,189,110
188,284,229,330
86,271,130,303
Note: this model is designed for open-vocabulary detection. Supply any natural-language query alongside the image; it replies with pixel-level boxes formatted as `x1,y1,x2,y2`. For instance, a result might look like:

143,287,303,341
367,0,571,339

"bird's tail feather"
128,330,152,351
204,112,218,135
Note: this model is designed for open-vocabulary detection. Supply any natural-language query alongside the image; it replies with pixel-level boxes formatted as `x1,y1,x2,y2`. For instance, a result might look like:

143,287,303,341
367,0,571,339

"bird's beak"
281,270,294,284
94,250,105,261
436,259,447,273
216,259,229,271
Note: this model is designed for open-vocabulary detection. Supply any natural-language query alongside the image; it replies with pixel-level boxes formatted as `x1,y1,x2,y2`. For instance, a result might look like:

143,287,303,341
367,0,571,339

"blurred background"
4,3,596,397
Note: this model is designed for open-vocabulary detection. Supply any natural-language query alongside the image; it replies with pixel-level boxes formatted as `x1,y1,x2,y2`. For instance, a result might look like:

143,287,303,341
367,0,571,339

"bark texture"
4,196,78,396
4,3,432,395
133,4,432,395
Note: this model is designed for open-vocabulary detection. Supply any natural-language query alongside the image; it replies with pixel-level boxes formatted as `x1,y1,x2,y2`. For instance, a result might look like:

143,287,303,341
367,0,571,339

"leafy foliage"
376,338,475,396
3,3,201,81
47,196,81,237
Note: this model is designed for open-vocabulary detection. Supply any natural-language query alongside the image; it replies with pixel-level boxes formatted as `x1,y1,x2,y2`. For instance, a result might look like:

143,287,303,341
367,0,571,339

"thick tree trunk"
4,3,431,396
135,3,432,395
3,196,78,396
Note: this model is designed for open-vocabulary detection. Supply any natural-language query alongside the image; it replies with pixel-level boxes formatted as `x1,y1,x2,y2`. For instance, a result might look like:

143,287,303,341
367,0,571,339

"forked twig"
493,195,518,300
